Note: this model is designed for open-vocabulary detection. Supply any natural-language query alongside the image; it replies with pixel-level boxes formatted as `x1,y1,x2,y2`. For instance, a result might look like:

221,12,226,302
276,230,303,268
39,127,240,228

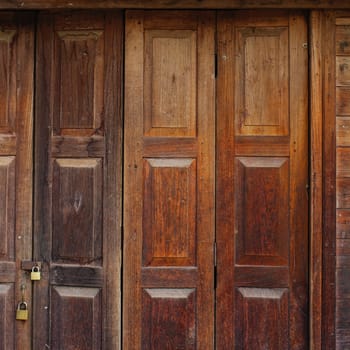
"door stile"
216,11,236,349
289,12,309,347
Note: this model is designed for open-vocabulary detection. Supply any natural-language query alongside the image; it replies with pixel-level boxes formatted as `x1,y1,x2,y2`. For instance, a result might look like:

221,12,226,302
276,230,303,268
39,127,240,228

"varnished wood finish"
124,11,215,349
310,10,324,350
0,12,34,350
0,0,350,9
217,11,308,349
335,11,350,350
34,11,123,349
323,10,336,350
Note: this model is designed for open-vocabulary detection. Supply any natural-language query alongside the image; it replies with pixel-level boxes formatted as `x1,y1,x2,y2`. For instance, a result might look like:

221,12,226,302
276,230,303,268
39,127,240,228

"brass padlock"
31,266,41,281
16,302,28,321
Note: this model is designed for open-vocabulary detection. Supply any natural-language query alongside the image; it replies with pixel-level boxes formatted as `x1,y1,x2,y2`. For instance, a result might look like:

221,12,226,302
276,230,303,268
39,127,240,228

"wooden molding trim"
1,0,350,9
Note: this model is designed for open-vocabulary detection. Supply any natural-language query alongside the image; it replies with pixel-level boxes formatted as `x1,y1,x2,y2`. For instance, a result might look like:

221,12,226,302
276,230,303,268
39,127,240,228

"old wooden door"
33,11,123,349
124,10,216,350
216,11,309,349
124,9,309,349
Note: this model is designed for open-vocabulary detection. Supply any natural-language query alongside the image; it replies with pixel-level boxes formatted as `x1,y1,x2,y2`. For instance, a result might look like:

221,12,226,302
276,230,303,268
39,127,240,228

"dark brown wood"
1,0,350,9
124,11,215,349
324,10,337,350
216,10,308,349
34,11,123,349
310,11,324,350
335,11,350,350
0,12,34,350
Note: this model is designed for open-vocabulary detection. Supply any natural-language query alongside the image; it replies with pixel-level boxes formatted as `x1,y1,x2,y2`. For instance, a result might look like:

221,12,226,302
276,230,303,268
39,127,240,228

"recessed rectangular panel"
235,27,289,136
235,288,288,349
52,159,102,263
143,159,196,266
337,26,350,55
51,286,102,349
337,178,350,209
0,157,15,260
144,30,196,137
142,288,196,349
337,87,350,115
54,30,104,132
337,56,350,86
235,157,289,266
337,117,350,146
0,284,14,349
0,30,16,130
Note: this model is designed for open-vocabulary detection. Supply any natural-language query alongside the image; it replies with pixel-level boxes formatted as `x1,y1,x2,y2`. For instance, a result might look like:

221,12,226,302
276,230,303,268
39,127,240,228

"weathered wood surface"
0,12,34,350
124,10,215,349
1,0,350,8
34,11,123,349
336,10,350,350
216,10,308,349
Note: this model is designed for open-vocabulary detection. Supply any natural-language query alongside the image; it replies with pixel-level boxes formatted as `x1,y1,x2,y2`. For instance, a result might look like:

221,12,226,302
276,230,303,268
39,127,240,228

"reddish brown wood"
216,11,308,349
310,10,324,350
124,11,215,349
324,10,337,350
0,0,350,9
142,289,196,349
34,11,123,349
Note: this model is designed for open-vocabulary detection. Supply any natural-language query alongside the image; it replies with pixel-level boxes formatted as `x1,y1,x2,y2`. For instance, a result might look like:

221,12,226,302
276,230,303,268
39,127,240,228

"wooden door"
216,11,309,349
124,11,215,349
34,11,123,349
0,12,34,350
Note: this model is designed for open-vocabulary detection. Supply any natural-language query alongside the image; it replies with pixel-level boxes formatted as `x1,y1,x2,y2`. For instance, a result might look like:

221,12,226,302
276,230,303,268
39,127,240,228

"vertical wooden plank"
216,11,236,349
323,10,337,350
103,11,123,349
33,13,53,348
14,13,34,350
124,11,144,349
310,10,324,350
196,13,215,349
289,12,309,349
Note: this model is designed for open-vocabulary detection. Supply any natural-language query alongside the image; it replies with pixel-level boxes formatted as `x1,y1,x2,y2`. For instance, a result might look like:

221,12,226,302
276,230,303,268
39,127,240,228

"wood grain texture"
51,286,102,350
34,11,123,349
124,11,215,349
235,288,288,349
310,10,324,350
324,10,336,350
0,12,35,350
1,0,350,9
216,11,308,349
142,288,196,349
0,284,14,349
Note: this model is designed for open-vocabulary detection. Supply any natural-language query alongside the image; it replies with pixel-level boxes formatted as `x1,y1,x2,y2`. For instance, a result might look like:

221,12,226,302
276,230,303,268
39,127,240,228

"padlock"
31,266,41,281
16,302,28,321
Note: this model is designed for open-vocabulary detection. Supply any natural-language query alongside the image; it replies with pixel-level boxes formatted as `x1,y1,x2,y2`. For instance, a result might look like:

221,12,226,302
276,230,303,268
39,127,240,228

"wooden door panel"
217,11,308,349
235,157,289,266
34,11,123,349
124,11,215,349
51,286,102,349
235,288,289,349
0,13,34,350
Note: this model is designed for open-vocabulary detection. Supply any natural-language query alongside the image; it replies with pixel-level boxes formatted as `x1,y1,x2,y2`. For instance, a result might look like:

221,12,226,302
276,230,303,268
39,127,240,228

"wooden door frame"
0,3,338,349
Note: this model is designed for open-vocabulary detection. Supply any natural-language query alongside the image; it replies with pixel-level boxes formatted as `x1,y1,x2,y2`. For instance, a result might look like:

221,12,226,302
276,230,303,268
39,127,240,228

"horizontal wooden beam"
1,0,350,9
